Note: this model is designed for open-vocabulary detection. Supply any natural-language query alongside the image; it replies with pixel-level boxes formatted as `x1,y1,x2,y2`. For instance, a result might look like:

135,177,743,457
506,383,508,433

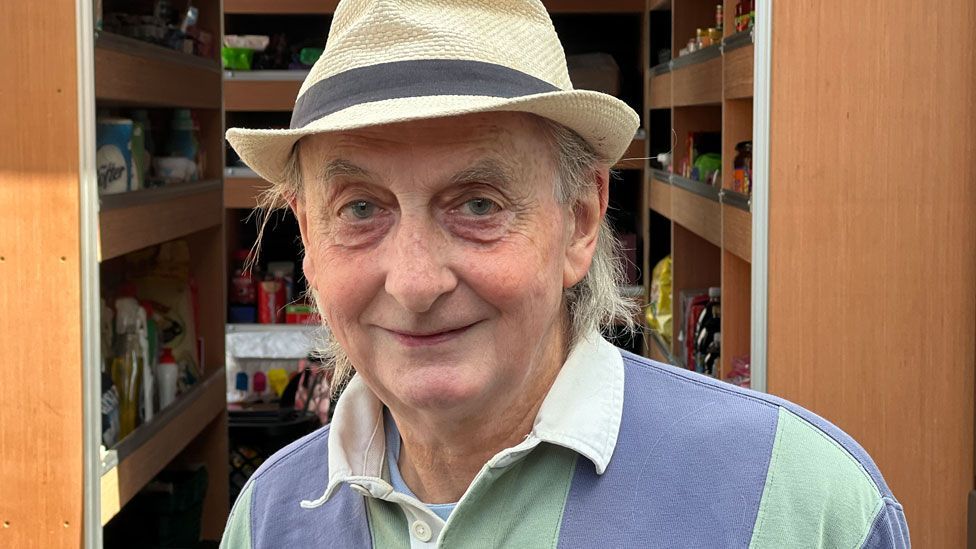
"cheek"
464,218,566,318
304,237,382,338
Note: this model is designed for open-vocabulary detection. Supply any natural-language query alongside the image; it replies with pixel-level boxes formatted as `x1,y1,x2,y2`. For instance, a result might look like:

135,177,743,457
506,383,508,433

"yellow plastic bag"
646,255,672,344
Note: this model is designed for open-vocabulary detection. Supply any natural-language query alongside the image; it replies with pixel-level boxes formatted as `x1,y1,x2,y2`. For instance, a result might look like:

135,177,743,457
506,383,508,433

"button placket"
411,519,432,542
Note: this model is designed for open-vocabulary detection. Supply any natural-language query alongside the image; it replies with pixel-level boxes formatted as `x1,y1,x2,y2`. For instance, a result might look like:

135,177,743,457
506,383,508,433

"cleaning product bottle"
112,297,144,438
140,302,158,422
157,348,179,409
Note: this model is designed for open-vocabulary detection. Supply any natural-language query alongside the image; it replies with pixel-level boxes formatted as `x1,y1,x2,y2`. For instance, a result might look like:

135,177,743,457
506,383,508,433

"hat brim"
226,89,640,186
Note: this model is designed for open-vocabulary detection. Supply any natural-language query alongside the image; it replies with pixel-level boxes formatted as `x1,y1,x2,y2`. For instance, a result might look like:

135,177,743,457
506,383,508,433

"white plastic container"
157,348,179,409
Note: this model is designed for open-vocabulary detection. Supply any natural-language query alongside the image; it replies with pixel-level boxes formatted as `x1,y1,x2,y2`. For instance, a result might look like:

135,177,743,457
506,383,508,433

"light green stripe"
366,495,411,548
220,483,253,549
749,408,883,549
366,456,411,548
440,443,578,548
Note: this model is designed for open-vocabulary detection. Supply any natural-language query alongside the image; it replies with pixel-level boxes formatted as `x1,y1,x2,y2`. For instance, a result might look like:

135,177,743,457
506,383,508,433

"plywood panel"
99,184,223,261
0,1,84,546
94,34,221,109
723,44,754,99
722,203,751,262
648,177,671,218
224,80,302,112
671,185,721,248
720,250,750,380
672,57,722,106
225,177,271,210
648,72,672,109
767,1,976,545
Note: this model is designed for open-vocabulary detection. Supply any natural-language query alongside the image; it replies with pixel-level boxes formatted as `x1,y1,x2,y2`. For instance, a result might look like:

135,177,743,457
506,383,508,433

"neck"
389,326,569,504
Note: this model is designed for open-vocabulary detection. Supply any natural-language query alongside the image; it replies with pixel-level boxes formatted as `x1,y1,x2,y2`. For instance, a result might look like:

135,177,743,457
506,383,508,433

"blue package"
96,118,133,194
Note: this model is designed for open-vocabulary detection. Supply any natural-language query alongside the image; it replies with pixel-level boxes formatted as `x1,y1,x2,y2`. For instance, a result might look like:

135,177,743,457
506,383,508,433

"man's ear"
563,166,610,288
288,194,317,289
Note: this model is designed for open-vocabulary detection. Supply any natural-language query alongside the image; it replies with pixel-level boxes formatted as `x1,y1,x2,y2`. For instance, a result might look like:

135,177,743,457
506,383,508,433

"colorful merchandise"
646,255,672,344
733,141,752,194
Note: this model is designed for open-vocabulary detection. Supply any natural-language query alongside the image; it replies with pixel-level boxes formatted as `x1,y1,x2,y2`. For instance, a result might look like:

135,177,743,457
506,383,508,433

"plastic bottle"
112,330,142,438
157,348,179,409
694,287,721,374
113,297,146,437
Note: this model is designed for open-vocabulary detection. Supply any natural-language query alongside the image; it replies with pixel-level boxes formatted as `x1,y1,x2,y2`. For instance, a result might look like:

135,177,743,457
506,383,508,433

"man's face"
293,113,589,417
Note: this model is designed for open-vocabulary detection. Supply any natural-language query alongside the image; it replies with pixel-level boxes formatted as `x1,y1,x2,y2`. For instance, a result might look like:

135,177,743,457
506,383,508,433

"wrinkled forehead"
295,112,558,187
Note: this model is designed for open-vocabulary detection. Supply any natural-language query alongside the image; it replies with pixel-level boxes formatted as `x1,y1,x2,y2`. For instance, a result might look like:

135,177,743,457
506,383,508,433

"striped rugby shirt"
220,333,909,548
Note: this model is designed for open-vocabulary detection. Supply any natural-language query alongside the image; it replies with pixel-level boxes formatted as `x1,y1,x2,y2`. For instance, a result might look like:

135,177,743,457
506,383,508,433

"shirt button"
411,520,432,542
350,484,371,497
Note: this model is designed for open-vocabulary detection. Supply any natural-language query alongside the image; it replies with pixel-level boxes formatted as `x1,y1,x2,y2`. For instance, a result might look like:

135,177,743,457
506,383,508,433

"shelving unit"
640,0,753,380
99,181,223,261
100,367,225,525
94,32,221,109
91,2,230,541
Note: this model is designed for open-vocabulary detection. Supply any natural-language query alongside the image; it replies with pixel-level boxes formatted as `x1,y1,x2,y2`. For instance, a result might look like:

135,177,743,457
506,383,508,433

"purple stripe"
861,499,911,548
248,426,372,548
557,352,778,547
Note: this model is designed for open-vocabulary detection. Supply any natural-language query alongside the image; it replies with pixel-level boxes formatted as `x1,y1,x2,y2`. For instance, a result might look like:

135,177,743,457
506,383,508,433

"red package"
257,279,285,324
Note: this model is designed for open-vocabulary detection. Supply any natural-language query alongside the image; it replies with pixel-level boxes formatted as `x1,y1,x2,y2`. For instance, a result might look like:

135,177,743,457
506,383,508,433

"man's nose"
383,215,458,313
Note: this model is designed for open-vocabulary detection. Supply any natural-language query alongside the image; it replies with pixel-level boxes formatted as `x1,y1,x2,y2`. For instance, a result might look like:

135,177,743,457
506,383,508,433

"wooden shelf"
648,174,671,218
94,32,221,109
225,168,271,209
614,138,645,170
671,48,722,107
724,43,754,99
100,368,226,525
647,71,672,109
648,0,672,10
224,71,306,111
670,182,721,247
99,180,223,261
224,0,338,14
722,202,752,262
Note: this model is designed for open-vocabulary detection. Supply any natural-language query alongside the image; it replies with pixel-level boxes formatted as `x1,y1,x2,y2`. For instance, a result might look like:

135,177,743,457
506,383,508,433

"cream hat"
226,0,641,185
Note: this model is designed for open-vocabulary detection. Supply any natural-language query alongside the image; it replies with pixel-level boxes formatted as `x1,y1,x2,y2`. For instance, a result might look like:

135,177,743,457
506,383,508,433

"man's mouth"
385,323,477,347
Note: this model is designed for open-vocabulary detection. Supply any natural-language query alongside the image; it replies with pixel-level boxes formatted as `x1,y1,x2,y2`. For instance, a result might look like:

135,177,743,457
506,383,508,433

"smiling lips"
386,323,476,347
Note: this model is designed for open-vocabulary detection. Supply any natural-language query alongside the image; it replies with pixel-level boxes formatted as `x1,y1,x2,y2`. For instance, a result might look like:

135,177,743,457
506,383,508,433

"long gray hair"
253,114,637,394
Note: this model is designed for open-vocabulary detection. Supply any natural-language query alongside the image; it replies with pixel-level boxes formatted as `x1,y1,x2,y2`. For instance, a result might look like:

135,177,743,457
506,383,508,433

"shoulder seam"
780,408,884,498
854,497,887,549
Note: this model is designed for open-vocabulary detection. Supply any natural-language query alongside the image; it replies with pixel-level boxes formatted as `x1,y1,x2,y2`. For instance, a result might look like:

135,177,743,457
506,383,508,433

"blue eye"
344,200,377,219
464,198,498,216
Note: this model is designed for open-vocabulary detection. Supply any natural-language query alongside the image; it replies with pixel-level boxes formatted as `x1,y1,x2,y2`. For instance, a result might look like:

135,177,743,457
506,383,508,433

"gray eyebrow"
321,158,374,182
449,158,517,187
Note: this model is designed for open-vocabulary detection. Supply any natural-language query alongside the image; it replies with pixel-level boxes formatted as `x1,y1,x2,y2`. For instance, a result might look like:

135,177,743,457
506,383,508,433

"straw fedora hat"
226,0,640,185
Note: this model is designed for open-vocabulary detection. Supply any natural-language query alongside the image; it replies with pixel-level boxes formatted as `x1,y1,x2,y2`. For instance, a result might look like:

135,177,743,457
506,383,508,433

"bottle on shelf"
694,287,721,377
157,348,179,409
112,297,146,437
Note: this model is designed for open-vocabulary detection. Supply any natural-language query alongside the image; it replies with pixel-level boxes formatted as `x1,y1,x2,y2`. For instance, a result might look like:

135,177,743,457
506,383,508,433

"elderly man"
221,0,909,547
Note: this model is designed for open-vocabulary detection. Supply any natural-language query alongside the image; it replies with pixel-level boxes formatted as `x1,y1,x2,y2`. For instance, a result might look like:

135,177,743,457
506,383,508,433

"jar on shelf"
733,141,753,194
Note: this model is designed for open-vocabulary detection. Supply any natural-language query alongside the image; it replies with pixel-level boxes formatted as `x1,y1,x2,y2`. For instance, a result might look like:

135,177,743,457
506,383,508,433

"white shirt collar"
300,331,625,508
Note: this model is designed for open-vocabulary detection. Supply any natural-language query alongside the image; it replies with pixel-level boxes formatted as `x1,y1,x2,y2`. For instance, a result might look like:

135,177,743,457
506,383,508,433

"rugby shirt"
220,333,910,548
